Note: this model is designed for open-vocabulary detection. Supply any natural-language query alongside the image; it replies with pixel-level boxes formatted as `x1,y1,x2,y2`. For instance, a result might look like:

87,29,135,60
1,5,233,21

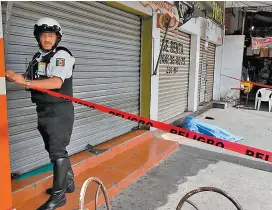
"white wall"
181,17,223,45
213,45,223,100
187,34,200,111
220,35,245,99
150,13,161,130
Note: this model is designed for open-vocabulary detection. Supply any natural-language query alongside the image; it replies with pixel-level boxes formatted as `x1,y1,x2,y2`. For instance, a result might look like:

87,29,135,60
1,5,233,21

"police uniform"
26,46,76,210
25,17,76,210
31,47,75,161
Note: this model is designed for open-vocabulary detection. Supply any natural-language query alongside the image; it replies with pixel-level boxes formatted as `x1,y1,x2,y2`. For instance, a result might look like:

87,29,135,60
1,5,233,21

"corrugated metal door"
205,43,216,102
2,1,141,174
198,39,206,105
158,30,191,122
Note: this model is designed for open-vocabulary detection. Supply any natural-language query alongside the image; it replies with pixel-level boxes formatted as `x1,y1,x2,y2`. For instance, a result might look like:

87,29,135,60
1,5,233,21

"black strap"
56,46,73,56
32,46,73,62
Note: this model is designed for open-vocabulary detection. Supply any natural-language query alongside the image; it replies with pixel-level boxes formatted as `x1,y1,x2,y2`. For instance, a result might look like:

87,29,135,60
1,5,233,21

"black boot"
46,159,75,194
37,158,69,210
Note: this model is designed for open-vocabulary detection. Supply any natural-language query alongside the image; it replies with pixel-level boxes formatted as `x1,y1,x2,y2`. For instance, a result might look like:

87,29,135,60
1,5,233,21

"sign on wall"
160,36,187,74
140,1,194,31
194,1,224,25
252,37,272,49
140,1,180,31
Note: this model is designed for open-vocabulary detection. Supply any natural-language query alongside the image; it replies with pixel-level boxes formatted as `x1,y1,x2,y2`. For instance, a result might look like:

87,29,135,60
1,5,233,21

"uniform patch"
37,62,47,75
56,58,65,67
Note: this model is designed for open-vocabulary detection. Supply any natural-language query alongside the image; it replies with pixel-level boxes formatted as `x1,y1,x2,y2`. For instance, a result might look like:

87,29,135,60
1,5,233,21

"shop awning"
226,1,272,12
226,1,272,8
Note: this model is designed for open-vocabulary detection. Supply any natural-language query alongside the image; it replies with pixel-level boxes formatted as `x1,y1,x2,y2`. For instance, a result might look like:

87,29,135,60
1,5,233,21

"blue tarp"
179,116,244,142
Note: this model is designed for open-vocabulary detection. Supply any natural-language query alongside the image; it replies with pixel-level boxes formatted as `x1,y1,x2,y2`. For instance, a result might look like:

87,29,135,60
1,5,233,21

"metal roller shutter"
198,39,206,105
158,30,191,122
205,43,216,102
2,1,141,174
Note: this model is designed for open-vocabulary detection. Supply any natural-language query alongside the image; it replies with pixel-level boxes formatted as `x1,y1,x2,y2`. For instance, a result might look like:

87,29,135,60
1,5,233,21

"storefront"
157,29,191,122
2,1,143,175
239,10,272,101
0,1,225,209
149,1,224,123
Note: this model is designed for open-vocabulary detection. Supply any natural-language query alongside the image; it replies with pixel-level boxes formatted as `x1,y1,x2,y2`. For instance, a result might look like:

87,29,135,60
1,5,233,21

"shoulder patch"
56,58,65,67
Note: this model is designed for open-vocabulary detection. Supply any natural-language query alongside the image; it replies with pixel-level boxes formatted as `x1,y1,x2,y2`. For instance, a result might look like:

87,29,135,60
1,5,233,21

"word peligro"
9,83,272,164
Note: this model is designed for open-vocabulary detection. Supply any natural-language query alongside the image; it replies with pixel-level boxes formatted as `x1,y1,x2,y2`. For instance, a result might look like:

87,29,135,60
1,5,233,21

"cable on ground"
176,186,243,210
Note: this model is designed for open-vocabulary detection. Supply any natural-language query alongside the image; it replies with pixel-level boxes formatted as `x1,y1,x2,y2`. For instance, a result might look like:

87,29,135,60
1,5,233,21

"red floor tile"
13,134,178,210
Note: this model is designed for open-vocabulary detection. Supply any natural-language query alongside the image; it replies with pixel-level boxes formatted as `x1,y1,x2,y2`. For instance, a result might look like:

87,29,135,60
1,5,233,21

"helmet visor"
35,24,61,35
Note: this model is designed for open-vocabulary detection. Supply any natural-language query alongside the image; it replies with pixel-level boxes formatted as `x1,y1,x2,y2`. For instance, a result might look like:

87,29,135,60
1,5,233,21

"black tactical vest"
26,46,74,105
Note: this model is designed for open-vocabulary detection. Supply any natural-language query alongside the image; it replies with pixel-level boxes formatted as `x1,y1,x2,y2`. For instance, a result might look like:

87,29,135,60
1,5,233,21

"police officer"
6,17,75,210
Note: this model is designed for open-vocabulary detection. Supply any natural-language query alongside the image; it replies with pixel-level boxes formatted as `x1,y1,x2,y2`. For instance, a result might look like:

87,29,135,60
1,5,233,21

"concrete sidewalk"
98,106,272,210
195,106,272,152
98,144,272,210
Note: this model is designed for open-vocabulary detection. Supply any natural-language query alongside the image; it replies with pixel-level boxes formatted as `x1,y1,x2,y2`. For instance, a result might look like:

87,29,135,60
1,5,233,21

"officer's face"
40,32,57,50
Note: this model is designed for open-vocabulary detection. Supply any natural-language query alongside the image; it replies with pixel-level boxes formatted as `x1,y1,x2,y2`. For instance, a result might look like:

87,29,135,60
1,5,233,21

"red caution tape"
13,83,272,164
221,74,272,89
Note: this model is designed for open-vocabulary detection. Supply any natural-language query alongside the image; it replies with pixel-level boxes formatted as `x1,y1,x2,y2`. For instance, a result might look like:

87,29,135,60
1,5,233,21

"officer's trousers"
36,102,74,161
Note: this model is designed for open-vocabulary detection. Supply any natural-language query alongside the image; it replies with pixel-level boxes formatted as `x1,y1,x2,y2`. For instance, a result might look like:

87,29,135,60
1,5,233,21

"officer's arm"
29,77,63,89
5,70,63,89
